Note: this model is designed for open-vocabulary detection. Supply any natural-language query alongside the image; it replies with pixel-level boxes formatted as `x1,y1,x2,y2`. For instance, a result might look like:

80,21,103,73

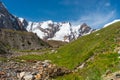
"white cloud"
105,2,111,7
71,10,116,29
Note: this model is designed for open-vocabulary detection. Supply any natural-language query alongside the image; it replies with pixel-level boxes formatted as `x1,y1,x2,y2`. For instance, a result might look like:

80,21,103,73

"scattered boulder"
23,73,33,80
102,71,120,80
116,73,120,78
118,50,120,55
0,60,71,80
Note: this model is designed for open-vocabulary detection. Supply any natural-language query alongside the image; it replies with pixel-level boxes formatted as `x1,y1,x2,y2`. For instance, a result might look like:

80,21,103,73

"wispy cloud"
72,10,116,29
105,2,111,7
58,0,117,29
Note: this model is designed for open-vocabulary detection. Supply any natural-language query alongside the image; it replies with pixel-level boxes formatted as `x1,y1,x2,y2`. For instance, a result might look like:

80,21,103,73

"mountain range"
0,2,50,54
0,2,94,42
25,20,94,42
1,1,120,80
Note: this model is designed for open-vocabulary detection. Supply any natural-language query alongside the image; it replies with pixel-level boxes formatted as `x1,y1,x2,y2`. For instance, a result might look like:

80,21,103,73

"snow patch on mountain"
51,22,71,42
19,17,24,22
104,19,120,28
25,20,93,42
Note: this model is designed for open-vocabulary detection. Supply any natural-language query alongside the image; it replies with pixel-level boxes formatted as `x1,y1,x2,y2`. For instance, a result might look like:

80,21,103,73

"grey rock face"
0,29,50,54
79,23,91,35
0,2,26,30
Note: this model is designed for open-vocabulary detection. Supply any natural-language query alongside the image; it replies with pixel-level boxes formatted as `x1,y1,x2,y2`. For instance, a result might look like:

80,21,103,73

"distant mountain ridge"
0,1,94,42
1,1,120,43
19,19,94,42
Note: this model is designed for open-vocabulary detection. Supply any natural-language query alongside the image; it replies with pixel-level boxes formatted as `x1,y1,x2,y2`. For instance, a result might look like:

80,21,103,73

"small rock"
116,73,120,78
34,73,41,79
23,74,33,80
44,60,51,63
105,70,112,76
0,71,5,75
96,33,100,35
18,72,25,79
118,50,120,54
51,50,55,53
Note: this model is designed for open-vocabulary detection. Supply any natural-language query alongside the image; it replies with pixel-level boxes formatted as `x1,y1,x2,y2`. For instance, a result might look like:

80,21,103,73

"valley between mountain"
0,1,120,80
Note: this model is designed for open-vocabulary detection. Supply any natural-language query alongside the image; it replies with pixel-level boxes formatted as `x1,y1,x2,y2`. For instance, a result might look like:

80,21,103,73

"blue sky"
2,0,120,29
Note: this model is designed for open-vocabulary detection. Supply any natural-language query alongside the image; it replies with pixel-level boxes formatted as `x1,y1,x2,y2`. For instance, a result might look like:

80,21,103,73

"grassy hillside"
17,21,120,79
0,42,9,54
47,40,68,48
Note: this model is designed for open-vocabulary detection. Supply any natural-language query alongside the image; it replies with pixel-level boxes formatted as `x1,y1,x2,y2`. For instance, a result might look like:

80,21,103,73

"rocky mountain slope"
0,29,50,55
0,2,50,55
0,1,94,42
0,60,71,80
0,2,26,30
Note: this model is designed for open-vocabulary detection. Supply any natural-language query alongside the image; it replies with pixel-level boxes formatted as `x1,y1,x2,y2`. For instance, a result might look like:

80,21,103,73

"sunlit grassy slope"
18,21,120,79
18,22,120,68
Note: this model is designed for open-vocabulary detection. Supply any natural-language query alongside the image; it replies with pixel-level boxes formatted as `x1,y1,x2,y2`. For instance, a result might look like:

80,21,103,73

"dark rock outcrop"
0,2,50,56
0,29,50,53
79,23,91,35
0,2,26,30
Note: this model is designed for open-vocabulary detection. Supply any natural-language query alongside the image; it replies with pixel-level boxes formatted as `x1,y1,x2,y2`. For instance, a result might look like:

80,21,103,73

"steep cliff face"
0,2,50,54
0,2,26,30
0,29,50,52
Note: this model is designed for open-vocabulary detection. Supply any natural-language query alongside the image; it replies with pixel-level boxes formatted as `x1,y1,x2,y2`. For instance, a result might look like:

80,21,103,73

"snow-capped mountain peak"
24,20,93,42
0,1,93,42
18,17,24,22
